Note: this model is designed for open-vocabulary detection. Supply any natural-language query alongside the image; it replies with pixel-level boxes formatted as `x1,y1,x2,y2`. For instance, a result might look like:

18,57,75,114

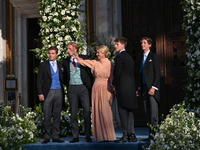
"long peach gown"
78,58,116,142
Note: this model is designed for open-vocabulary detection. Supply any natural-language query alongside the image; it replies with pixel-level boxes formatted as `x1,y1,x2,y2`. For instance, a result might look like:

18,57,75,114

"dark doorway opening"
27,18,40,109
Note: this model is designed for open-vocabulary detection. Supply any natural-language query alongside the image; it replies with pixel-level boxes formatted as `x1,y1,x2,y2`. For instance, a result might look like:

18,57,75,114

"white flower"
71,12,75,16
54,12,59,16
53,18,58,23
58,37,63,41
61,10,65,15
42,16,47,21
65,35,70,40
71,26,77,32
61,25,65,29
52,2,56,7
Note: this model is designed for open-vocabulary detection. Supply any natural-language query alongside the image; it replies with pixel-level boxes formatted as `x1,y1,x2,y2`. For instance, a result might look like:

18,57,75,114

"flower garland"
33,0,87,61
182,0,200,117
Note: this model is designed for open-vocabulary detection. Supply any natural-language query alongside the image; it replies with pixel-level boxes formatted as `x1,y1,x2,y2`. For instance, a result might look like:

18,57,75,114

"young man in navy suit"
137,37,161,141
37,46,65,144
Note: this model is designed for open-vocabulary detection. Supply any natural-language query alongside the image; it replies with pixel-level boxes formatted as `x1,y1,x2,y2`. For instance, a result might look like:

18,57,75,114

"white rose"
71,12,75,16
65,35,70,40
42,16,47,21
58,37,63,41
53,18,58,23
54,12,59,16
52,2,56,7
61,25,65,29
72,5,76,9
71,27,77,32
61,10,65,15
48,16,52,21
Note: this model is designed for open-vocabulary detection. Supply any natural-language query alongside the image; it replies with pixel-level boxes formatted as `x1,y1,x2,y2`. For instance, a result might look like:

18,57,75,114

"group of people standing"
37,37,160,144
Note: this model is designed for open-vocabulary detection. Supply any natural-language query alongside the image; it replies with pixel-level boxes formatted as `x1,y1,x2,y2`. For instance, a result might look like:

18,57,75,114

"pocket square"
149,59,152,62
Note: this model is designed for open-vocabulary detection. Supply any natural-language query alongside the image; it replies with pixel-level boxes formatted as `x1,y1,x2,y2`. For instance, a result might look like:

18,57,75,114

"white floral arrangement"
0,103,38,150
144,103,200,150
33,0,87,62
182,0,200,117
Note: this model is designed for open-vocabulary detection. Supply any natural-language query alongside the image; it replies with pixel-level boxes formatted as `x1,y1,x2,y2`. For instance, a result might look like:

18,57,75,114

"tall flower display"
32,0,88,137
182,0,200,117
33,0,86,61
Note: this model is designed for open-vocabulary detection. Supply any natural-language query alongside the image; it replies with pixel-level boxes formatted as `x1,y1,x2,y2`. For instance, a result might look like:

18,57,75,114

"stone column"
0,0,6,103
14,9,28,108
93,0,122,40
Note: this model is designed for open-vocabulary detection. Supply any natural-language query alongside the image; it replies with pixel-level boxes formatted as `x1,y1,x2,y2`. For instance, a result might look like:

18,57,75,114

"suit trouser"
142,84,158,136
68,84,91,138
118,103,135,136
43,89,62,139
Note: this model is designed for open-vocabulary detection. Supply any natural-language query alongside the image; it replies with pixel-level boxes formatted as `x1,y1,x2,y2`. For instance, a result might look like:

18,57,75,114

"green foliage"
32,0,87,62
87,35,117,62
144,103,200,150
0,103,38,150
181,0,200,117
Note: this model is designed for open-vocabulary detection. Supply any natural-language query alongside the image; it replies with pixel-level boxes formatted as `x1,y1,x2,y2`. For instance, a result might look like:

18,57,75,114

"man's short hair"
140,37,153,47
67,42,79,53
48,46,58,54
114,37,128,47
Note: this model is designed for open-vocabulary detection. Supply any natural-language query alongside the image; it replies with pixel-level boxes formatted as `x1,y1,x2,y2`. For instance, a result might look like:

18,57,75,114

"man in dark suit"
137,37,161,141
37,46,65,144
63,42,93,143
112,37,138,143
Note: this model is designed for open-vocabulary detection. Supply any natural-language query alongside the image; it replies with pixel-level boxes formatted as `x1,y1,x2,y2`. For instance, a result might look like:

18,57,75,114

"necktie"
52,62,57,72
72,57,76,69
142,55,146,70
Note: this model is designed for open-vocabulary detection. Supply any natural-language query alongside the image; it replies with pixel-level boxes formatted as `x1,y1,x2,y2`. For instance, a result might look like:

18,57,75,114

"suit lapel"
45,60,52,79
144,51,152,69
66,57,71,76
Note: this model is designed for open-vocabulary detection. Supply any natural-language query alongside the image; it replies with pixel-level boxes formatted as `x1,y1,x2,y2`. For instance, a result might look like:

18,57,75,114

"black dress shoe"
114,135,129,143
42,139,50,144
129,133,137,142
69,138,79,143
52,138,64,143
85,136,92,142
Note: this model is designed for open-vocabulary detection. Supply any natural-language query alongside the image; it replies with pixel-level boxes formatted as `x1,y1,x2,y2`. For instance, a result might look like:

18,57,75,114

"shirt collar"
70,55,78,62
144,50,150,57
49,59,57,64
119,49,126,53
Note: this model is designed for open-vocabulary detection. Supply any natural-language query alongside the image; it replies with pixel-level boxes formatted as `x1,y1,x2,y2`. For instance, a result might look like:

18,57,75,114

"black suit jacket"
62,55,93,91
140,51,161,102
37,60,65,107
112,51,138,109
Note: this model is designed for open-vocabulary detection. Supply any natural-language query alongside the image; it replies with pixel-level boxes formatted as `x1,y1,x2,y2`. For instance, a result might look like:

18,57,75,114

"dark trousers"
142,84,158,136
118,103,135,136
68,84,91,138
43,89,63,139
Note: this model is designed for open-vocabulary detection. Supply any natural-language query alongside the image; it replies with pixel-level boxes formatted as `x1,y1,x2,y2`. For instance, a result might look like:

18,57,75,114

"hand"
39,94,45,101
148,88,155,96
136,89,141,97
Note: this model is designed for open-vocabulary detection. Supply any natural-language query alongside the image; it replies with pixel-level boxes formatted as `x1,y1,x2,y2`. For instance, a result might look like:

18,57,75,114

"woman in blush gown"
74,45,116,142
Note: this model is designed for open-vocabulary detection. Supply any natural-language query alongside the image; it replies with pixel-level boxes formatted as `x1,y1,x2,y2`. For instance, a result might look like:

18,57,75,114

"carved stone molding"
9,0,40,18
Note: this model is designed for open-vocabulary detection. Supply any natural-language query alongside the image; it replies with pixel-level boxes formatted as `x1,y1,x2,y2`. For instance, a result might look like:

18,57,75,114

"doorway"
27,18,40,108
121,0,187,126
